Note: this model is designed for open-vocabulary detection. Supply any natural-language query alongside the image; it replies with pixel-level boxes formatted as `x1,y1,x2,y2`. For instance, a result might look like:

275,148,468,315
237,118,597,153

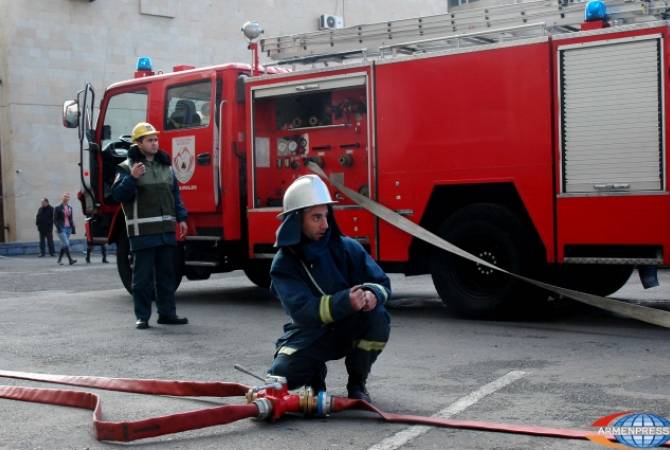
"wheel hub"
476,250,497,276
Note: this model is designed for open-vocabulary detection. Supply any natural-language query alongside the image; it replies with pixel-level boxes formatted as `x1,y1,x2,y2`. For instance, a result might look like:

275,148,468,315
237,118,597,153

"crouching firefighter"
267,175,391,402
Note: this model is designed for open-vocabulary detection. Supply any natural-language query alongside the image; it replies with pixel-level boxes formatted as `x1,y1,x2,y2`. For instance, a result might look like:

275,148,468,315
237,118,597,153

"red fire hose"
1,369,666,446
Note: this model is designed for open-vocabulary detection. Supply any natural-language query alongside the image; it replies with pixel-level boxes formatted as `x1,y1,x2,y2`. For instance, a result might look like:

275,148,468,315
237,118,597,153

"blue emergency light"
136,56,153,71
584,0,607,21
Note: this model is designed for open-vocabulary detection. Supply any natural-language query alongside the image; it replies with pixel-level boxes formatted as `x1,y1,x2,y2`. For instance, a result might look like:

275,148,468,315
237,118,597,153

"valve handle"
233,364,266,382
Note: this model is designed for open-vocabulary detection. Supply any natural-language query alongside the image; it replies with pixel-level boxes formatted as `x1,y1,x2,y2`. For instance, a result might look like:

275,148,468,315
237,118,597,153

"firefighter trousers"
132,245,177,321
268,305,390,391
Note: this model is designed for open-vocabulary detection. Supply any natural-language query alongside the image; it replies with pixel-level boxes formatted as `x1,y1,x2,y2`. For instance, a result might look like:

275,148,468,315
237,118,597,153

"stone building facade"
0,0,458,243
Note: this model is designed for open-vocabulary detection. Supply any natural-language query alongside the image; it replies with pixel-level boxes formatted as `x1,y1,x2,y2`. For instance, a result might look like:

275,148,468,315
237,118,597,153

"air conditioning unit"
319,14,344,30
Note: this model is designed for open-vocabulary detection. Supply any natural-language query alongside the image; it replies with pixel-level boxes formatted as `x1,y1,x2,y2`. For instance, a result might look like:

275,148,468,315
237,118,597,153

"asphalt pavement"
0,254,668,450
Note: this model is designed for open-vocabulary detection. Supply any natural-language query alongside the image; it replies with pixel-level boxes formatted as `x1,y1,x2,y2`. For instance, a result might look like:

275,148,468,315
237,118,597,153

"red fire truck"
64,0,670,318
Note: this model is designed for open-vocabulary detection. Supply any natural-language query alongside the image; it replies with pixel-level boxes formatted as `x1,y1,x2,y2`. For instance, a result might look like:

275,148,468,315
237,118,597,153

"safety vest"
118,159,176,238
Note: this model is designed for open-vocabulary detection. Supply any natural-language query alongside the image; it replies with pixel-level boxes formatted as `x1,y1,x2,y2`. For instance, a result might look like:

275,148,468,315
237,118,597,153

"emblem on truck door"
172,136,196,183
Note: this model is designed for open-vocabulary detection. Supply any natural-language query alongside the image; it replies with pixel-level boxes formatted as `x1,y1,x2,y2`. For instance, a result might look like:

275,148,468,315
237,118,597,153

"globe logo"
612,413,670,448
588,411,670,448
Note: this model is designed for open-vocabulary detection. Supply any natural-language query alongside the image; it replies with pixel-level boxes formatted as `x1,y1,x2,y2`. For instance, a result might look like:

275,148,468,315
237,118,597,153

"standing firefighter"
267,175,391,402
111,122,189,330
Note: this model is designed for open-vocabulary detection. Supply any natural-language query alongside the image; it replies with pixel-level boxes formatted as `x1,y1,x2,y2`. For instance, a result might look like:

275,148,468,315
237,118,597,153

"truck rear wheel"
429,203,544,318
244,260,272,288
116,230,183,295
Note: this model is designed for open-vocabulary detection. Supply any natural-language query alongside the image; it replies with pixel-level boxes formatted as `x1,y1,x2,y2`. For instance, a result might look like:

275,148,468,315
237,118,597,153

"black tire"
243,260,272,288
184,266,211,280
116,229,183,295
548,264,633,297
429,203,545,318
116,230,133,295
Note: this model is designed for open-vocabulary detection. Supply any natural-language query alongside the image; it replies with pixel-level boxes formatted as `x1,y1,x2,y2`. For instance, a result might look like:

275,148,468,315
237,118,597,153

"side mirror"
62,100,80,128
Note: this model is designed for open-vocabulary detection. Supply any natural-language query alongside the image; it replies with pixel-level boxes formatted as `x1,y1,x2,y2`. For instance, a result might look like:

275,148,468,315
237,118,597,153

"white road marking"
367,370,527,450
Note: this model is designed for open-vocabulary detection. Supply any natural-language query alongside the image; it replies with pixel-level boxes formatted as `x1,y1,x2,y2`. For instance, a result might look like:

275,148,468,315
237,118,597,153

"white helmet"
280,175,337,217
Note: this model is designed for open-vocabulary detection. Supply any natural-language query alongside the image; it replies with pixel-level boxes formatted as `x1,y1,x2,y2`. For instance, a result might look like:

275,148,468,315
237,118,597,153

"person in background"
112,122,189,330
85,242,108,264
35,198,55,257
54,193,77,265
84,217,108,264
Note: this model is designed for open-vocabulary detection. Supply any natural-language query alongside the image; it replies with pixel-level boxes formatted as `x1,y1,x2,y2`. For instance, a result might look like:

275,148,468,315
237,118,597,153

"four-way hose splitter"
1,367,667,446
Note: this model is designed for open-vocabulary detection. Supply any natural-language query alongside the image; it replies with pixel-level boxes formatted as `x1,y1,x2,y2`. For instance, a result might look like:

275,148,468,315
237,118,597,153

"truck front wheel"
244,260,272,288
116,230,133,295
429,203,544,318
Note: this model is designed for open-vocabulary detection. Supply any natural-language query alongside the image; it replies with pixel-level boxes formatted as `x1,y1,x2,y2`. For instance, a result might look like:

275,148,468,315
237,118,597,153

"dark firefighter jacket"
270,209,391,354
111,145,187,251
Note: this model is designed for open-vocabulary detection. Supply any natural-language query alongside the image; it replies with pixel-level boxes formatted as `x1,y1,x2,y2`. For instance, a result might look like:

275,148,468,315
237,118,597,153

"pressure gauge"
277,139,289,156
287,140,299,154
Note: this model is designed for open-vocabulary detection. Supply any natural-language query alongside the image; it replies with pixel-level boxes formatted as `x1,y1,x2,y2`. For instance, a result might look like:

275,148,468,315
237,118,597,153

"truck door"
98,87,149,206
162,73,218,213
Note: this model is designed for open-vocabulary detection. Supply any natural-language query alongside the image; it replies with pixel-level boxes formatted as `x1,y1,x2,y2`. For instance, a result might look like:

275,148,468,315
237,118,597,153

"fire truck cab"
64,61,271,292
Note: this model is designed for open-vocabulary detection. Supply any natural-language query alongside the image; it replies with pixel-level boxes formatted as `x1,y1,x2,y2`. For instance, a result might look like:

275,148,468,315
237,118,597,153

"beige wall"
0,2,11,242
0,0,450,242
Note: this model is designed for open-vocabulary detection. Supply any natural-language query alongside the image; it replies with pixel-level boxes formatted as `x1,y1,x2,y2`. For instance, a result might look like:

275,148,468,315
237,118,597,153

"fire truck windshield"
102,89,148,150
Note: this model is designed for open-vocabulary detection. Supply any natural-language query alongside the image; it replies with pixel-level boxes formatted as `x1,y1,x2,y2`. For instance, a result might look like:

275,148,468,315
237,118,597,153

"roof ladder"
261,0,670,65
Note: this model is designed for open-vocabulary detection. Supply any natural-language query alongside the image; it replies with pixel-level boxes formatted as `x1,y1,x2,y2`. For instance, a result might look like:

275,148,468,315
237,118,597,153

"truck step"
184,261,219,267
184,236,221,242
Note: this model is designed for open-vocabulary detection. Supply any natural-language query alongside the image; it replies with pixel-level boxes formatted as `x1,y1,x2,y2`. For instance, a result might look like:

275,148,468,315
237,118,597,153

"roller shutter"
559,36,664,193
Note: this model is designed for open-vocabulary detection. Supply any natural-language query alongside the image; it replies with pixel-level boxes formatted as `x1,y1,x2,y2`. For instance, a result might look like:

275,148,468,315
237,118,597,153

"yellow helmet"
131,122,159,142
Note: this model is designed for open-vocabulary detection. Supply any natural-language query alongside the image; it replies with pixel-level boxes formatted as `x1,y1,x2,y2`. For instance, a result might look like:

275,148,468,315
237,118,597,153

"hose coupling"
298,387,331,417
253,398,273,421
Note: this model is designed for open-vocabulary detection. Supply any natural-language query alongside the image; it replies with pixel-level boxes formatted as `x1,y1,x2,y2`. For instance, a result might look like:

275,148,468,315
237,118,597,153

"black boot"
308,363,328,393
157,315,188,325
345,349,381,403
57,248,65,265
66,248,77,265
101,246,108,263
85,248,91,264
